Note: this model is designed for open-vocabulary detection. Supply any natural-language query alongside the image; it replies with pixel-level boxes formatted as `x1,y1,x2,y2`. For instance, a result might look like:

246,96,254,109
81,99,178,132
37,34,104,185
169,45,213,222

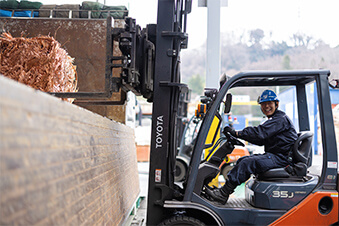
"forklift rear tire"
158,215,206,226
175,160,187,182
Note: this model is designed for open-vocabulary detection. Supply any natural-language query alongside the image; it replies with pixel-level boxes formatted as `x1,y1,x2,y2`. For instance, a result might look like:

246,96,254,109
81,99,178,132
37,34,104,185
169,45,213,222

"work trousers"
227,153,289,186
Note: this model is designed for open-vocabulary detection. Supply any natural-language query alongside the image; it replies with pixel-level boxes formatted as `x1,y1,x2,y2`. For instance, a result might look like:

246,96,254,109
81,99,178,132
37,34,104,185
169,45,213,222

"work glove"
223,126,237,137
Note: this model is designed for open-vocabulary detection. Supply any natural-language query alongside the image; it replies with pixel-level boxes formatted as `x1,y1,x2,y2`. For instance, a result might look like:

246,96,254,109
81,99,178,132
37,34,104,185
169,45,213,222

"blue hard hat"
258,90,279,104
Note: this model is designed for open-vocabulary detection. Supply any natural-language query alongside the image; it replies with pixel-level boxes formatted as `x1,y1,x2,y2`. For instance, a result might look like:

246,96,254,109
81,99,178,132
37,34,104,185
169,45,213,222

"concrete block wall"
0,76,140,225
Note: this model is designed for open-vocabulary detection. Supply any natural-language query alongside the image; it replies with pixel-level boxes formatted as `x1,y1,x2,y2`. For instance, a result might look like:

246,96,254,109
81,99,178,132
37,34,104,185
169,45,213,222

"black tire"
221,164,234,180
158,215,206,226
175,160,187,182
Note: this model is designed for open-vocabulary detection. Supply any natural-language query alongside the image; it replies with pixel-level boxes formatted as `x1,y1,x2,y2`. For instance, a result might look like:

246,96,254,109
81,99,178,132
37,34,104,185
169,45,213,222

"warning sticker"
331,193,338,198
327,161,338,168
155,169,161,182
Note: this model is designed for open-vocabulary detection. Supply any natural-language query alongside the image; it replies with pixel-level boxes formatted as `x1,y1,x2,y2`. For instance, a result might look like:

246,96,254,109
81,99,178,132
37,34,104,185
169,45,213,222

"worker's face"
260,101,278,117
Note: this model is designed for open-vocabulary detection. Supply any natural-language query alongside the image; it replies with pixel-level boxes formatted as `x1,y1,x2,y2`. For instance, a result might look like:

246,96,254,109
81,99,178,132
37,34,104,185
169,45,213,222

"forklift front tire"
175,160,187,182
158,215,206,226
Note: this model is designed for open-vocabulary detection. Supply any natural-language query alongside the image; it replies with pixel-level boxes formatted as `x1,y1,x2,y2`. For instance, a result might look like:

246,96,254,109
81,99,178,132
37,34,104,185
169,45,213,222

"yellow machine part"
204,114,221,187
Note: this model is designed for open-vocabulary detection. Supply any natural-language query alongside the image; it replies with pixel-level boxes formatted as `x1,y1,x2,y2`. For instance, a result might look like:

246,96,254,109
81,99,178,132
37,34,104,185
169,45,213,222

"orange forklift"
147,69,338,225
26,0,336,224
88,0,338,224
141,1,338,225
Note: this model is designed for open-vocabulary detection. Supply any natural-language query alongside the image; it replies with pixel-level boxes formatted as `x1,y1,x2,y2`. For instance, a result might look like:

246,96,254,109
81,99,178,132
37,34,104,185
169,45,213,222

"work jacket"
237,110,298,156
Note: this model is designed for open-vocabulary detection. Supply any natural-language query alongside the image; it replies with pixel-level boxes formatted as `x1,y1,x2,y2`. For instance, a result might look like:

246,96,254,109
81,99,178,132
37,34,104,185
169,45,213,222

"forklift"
16,0,335,224
157,70,338,225
142,1,338,225
148,68,339,225
92,0,338,224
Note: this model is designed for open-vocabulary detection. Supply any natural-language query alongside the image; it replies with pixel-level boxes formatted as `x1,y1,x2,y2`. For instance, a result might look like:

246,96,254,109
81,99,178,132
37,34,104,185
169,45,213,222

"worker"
204,89,298,204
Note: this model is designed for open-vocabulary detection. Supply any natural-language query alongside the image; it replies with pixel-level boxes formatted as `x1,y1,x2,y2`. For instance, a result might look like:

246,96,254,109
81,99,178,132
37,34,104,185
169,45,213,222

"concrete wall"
0,76,139,225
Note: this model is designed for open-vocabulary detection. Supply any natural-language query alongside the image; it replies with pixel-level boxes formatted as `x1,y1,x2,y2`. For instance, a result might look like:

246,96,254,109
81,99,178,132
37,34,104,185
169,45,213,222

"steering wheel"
223,130,245,147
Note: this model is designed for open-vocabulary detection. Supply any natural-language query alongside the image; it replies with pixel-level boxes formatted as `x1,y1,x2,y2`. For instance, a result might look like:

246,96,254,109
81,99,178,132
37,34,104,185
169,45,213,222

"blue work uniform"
227,110,298,186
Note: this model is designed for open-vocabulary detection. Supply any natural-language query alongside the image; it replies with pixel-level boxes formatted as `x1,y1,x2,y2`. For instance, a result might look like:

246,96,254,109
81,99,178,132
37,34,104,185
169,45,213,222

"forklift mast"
146,0,191,224
63,0,191,223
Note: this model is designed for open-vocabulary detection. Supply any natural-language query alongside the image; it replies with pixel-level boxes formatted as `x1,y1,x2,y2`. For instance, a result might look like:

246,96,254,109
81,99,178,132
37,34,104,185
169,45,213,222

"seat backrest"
293,131,313,166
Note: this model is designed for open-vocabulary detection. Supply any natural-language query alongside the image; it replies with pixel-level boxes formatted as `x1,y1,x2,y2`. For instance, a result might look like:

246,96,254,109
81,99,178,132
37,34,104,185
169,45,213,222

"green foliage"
221,43,250,70
282,55,292,69
249,43,265,62
268,41,290,56
188,74,205,95
249,29,265,45
0,0,19,9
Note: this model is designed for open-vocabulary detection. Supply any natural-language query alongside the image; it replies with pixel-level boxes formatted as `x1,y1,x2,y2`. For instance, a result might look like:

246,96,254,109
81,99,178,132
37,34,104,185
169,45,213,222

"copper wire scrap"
0,32,78,102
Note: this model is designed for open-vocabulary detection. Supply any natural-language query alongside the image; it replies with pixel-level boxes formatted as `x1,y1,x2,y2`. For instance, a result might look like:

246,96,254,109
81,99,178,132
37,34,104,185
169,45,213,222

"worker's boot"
204,180,236,205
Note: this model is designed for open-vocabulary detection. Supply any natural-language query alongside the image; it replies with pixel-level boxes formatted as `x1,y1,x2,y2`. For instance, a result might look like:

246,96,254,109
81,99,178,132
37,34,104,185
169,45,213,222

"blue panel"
0,9,12,17
223,115,247,130
13,10,32,17
232,115,247,130
330,87,339,104
278,87,298,130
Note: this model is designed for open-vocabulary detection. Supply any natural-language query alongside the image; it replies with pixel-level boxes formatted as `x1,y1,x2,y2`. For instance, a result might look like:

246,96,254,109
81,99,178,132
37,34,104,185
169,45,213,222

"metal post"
206,0,221,88
315,72,338,188
146,0,175,224
314,82,318,155
198,0,227,88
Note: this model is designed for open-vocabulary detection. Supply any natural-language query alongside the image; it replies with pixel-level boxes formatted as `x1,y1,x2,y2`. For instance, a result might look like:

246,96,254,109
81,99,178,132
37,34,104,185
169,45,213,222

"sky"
38,0,339,50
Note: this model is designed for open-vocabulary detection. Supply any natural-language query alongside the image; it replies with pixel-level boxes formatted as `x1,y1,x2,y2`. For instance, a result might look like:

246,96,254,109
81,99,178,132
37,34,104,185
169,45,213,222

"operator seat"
245,131,317,210
258,131,314,180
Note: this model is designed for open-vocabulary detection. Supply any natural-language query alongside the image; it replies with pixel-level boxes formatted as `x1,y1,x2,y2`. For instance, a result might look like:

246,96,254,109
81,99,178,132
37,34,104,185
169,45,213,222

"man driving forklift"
205,89,298,204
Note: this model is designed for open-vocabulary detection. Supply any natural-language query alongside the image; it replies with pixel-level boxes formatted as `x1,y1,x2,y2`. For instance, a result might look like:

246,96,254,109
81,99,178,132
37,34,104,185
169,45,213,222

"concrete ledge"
0,76,139,225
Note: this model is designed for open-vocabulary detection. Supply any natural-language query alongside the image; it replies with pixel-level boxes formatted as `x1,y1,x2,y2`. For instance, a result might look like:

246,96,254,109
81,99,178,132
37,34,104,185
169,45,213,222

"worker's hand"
223,126,237,137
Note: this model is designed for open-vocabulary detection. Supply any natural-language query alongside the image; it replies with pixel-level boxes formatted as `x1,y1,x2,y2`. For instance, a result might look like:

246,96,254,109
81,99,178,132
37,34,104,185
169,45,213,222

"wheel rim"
175,161,186,182
221,164,234,180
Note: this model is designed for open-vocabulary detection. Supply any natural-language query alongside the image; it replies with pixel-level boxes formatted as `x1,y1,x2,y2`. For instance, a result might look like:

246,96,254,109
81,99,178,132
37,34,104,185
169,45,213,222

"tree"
282,55,292,69
249,29,265,45
268,41,290,56
291,32,313,48
188,74,205,95
248,29,265,62
221,43,250,71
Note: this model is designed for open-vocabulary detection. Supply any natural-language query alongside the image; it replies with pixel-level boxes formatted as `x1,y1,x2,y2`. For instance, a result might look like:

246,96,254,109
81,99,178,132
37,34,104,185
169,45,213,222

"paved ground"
130,154,325,225
130,163,149,226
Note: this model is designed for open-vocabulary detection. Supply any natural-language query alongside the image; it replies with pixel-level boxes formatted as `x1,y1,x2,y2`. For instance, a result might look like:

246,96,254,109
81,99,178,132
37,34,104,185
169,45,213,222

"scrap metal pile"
0,32,77,102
